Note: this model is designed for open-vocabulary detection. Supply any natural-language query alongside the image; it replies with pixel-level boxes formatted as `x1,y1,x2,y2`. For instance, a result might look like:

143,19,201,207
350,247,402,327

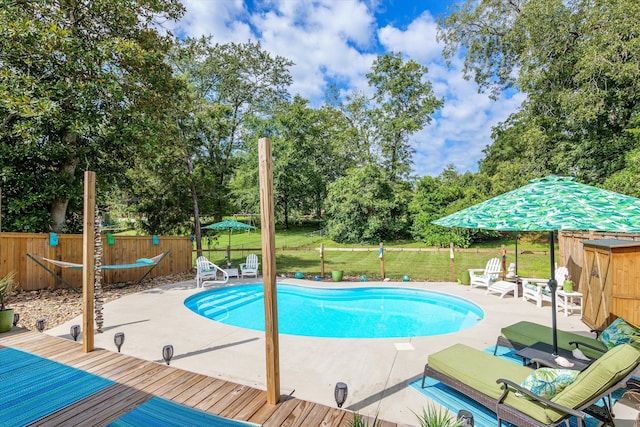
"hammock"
27,250,170,293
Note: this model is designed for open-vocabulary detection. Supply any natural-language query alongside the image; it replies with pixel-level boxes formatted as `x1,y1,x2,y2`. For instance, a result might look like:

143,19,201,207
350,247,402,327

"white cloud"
171,0,525,177
378,11,441,62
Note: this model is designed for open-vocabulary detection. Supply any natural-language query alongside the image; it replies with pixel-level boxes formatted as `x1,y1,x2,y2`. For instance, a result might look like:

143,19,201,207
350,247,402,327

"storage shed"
582,239,640,330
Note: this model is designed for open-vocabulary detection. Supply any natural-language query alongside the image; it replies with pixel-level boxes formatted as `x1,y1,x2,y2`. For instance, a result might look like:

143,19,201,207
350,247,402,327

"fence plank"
0,232,192,291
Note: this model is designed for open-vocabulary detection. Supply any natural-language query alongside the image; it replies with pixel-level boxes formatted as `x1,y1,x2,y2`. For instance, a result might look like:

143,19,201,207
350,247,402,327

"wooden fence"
558,230,640,290
0,232,192,291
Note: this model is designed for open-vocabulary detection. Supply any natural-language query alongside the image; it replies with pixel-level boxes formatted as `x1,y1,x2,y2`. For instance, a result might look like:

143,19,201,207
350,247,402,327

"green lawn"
193,225,556,282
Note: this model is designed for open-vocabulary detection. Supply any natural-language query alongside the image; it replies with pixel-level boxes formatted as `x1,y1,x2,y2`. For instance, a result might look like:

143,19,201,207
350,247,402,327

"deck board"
0,329,397,426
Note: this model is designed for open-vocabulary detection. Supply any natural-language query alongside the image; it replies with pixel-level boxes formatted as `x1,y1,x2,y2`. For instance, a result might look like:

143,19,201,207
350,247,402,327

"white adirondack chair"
522,266,569,307
240,254,259,279
195,256,229,288
468,257,502,289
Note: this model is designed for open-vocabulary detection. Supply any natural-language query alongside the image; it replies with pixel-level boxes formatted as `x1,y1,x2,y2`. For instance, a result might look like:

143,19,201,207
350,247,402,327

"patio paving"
47,278,591,425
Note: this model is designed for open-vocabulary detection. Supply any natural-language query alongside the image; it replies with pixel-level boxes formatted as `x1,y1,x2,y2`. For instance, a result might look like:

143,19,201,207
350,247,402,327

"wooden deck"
0,329,399,426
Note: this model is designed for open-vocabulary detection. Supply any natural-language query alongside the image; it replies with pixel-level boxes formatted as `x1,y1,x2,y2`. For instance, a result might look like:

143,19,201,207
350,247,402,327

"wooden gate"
582,243,612,329
582,239,640,329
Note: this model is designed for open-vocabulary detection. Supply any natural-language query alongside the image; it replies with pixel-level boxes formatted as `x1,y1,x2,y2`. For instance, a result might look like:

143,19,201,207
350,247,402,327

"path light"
457,409,474,426
162,345,174,365
70,325,81,341
36,319,46,332
12,313,19,327
114,332,125,352
334,382,348,408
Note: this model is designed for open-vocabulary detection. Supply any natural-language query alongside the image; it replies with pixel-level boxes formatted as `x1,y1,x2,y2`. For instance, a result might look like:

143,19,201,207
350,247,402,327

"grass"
118,222,557,280
190,225,558,281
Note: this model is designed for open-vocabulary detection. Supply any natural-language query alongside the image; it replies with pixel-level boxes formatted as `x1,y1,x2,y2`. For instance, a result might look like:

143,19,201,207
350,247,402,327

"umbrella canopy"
202,220,257,259
433,175,640,354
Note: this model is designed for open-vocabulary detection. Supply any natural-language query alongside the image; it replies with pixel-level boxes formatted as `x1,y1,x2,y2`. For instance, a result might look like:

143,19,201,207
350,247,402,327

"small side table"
557,290,583,317
224,268,239,279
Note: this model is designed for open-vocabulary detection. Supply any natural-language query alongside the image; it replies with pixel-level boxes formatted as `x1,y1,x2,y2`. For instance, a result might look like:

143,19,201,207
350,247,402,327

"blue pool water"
184,284,484,338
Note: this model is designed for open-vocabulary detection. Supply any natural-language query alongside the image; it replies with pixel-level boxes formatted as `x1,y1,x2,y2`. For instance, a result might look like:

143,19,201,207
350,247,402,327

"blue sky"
171,0,525,177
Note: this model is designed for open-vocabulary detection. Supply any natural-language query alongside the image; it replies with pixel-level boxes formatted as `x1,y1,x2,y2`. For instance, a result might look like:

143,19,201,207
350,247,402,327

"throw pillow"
520,368,580,400
599,318,639,349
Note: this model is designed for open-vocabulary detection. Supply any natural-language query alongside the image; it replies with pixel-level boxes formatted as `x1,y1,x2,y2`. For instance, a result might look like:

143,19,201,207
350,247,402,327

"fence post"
320,243,324,277
82,171,96,353
379,242,385,279
450,242,455,282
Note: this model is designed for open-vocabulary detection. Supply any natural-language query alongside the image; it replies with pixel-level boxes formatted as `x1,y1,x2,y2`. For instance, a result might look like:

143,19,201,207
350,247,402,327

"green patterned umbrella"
203,220,256,260
433,175,640,354
434,176,640,232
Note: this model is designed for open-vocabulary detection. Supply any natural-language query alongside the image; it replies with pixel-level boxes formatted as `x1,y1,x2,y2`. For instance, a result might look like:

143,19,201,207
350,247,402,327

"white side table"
556,290,583,317
224,268,239,279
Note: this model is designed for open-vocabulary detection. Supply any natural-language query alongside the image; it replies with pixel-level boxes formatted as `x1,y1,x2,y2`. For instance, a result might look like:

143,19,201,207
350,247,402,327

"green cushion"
501,321,607,359
428,344,552,423
598,317,638,349
520,368,579,400
548,343,640,422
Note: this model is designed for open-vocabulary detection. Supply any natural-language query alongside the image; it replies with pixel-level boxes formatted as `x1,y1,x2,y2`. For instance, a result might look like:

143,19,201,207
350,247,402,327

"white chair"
195,256,229,288
240,254,259,279
522,266,569,307
468,258,502,289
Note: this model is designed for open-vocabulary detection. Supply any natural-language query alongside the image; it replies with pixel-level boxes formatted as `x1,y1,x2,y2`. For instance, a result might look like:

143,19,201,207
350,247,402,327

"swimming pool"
184,284,484,339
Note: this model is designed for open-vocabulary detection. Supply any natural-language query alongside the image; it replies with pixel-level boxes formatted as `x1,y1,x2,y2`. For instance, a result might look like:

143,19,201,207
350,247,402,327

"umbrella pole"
549,231,559,355
227,229,231,266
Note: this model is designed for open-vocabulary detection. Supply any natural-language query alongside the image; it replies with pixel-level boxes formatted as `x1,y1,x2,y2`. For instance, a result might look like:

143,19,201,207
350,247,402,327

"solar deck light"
12,313,19,327
114,332,125,352
457,409,474,426
334,382,348,408
70,325,81,341
36,319,46,332
162,345,174,365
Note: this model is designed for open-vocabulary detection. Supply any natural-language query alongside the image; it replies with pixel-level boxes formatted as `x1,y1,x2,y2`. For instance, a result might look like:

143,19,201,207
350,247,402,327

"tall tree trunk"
51,147,78,232
185,151,203,257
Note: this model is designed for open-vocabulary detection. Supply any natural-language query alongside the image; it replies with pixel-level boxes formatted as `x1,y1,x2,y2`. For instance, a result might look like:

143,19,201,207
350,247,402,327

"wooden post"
379,242,384,279
450,242,455,282
258,138,280,405
320,243,324,278
82,171,96,353
501,244,507,279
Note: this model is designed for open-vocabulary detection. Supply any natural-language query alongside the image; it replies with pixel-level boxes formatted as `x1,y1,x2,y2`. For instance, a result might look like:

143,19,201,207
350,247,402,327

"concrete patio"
48,278,591,426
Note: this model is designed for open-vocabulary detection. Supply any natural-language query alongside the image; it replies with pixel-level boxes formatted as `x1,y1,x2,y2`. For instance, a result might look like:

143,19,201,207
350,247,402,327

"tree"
439,0,640,184
409,166,496,247
367,53,443,181
324,165,408,244
233,96,343,228
0,0,185,232
129,37,293,243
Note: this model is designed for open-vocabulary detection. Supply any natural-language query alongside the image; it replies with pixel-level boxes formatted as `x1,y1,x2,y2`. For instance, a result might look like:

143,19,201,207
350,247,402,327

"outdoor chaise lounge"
496,319,640,360
421,342,640,427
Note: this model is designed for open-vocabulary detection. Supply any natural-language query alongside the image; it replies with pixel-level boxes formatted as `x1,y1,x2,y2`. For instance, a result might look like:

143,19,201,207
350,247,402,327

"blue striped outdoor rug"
0,347,114,426
409,346,617,427
109,396,259,427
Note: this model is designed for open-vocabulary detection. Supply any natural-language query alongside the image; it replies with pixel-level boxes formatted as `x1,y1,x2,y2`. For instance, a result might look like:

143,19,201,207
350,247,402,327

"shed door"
583,246,611,330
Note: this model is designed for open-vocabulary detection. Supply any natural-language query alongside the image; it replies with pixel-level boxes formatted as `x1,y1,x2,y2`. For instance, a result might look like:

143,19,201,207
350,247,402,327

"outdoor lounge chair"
240,254,259,279
496,319,640,360
469,257,502,289
496,321,608,360
522,266,569,307
195,256,229,288
421,342,640,426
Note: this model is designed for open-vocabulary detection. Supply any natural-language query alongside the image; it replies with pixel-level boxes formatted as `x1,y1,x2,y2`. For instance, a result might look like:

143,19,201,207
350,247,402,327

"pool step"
196,291,263,319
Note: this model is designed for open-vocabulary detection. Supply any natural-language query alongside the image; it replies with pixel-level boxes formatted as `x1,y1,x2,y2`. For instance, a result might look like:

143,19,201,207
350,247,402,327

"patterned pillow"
520,368,580,399
599,318,638,349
